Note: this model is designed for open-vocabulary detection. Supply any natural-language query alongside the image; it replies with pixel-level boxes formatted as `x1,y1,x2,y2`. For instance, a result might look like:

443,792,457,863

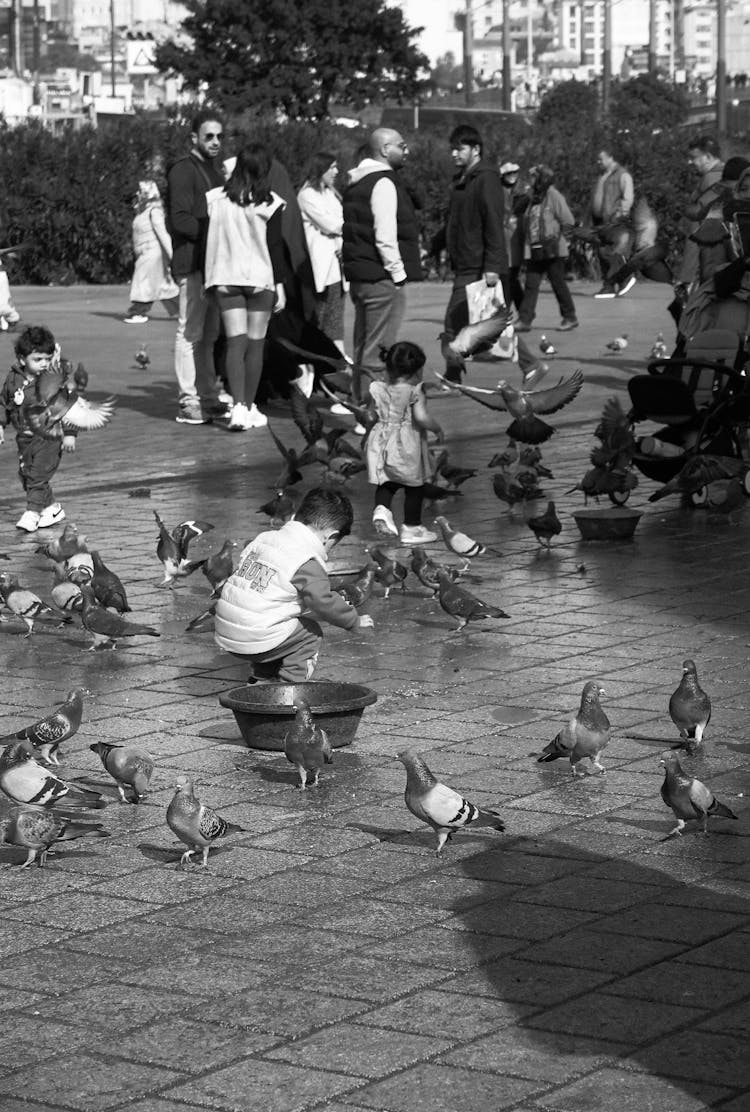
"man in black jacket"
166,109,227,425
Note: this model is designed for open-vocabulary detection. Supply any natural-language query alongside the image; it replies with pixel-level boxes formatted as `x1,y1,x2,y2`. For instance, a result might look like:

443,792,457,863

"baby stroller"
627,329,750,504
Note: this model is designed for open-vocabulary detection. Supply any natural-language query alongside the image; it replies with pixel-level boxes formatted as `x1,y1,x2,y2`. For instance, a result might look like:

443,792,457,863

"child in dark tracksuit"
0,325,75,532
214,488,374,682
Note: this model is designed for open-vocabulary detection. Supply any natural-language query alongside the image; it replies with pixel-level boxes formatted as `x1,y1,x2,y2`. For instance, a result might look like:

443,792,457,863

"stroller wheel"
608,489,631,505
691,486,708,507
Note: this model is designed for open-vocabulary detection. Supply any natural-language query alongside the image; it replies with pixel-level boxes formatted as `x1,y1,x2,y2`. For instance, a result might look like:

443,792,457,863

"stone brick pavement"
0,281,748,1112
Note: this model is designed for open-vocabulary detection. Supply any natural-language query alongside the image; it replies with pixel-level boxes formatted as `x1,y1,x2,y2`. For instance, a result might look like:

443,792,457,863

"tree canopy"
155,0,430,121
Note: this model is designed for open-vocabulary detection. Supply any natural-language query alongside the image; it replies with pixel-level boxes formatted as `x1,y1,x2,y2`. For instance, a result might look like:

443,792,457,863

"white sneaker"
247,404,268,428
37,503,65,528
617,274,637,297
217,389,233,406
400,524,437,545
16,510,40,532
372,506,398,536
123,314,149,324
293,365,315,398
329,403,351,416
228,403,250,430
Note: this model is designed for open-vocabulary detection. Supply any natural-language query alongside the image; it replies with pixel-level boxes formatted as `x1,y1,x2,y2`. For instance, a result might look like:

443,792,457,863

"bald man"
342,128,422,401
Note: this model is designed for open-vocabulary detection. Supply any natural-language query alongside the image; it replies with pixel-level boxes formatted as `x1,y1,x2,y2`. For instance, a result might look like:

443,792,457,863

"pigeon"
538,681,610,776
50,565,83,614
539,334,556,356
201,540,237,597
79,584,160,650
705,477,745,518
605,334,628,352
522,361,549,389
648,455,745,503
134,344,150,368
435,370,584,445
435,569,509,631
659,752,738,837
567,466,638,502
89,741,155,804
154,511,214,588
266,425,324,487
283,699,333,789
65,551,95,585
446,306,514,359
397,748,505,855
1,688,86,766
332,563,376,608
434,515,502,558
22,367,116,436
410,547,470,595
669,659,711,744
518,446,554,480
90,550,130,613
0,742,104,809
185,601,217,632
0,808,108,868
0,572,72,637
36,524,87,564
289,383,325,444
166,776,244,867
435,457,478,489
488,441,518,470
591,396,637,470
492,470,528,510
257,490,296,528
370,546,408,599
526,500,562,548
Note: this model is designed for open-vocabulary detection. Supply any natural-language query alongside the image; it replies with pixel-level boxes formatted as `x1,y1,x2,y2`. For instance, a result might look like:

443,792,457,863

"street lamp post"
716,0,726,133
602,0,612,114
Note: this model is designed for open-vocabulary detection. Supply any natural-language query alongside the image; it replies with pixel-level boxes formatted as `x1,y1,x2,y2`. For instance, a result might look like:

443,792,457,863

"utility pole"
32,0,41,104
648,0,657,75
9,0,22,76
602,0,611,114
110,0,117,97
502,0,512,111
717,0,726,133
462,0,474,107
527,0,533,84
674,0,685,73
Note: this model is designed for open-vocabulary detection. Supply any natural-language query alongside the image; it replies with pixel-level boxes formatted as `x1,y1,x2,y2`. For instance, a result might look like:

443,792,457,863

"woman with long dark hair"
297,151,348,364
204,143,286,430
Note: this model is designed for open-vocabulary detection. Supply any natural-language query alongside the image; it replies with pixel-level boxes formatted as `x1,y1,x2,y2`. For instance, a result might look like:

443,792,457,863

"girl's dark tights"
375,481,425,526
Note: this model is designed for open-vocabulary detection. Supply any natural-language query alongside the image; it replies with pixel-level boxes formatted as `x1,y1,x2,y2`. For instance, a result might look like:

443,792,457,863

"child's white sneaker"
400,524,437,545
16,510,40,532
372,506,398,536
37,503,65,529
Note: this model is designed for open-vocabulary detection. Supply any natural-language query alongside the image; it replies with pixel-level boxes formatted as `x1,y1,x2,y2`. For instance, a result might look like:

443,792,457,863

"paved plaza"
0,279,748,1112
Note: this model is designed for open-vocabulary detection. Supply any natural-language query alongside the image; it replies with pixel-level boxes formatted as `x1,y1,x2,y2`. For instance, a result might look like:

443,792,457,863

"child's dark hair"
381,340,426,383
15,325,56,360
295,488,353,539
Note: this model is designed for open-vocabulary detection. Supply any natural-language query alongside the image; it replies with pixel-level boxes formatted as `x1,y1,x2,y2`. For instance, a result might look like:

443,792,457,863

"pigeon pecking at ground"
89,741,155,804
397,749,506,856
538,681,610,776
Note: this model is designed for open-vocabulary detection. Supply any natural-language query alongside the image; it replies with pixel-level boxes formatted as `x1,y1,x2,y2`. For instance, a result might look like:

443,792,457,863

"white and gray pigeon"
0,742,104,809
397,749,505,855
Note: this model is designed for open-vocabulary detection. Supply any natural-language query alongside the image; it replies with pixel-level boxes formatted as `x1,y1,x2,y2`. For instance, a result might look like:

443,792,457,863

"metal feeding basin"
218,681,377,751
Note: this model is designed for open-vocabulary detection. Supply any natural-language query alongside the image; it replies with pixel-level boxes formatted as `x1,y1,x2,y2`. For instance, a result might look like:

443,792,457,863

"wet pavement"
0,280,748,1112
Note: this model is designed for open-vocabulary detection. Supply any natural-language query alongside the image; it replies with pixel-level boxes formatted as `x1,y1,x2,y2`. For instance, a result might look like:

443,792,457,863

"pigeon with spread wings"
435,370,584,444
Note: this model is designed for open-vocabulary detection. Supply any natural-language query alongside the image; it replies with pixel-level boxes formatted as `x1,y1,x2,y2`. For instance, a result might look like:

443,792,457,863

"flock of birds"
0,657,739,868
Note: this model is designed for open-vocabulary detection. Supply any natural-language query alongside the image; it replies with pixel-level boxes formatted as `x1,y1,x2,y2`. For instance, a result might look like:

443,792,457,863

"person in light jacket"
297,152,348,359
124,173,179,324
516,165,578,332
204,143,286,431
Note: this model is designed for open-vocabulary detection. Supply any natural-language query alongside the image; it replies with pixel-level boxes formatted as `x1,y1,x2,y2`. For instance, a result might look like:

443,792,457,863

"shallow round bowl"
572,507,642,541
218,680,377,751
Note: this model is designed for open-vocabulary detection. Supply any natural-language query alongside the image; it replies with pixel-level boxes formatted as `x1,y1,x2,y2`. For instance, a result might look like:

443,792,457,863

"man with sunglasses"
167,109,228,425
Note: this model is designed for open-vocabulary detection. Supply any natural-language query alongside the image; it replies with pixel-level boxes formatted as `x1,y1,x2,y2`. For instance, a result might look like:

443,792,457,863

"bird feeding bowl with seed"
219,681,377,751
572,506,642,541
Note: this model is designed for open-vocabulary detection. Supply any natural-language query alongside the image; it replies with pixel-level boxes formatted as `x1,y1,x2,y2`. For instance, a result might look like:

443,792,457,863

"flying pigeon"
369,546,408,599
166,776,244,867
526,500,562,548
538,681,610,776
410,547,470,595
90,550,130,613
89,741,154,803
660,752,738,837
154,511,214,588
669,659,711,744
435,370,584,444
539,334,556,356
648,455,746,503
0,742,104,809
446,306,514,359
79,584,160,650
266,424,324,488
283,699,333,789
434,515,502,558
0,807,108,868
605,334,628,352
435,569,509,631
134,344,150,368
22,367,116,437
1,688,86,766
397,748,505,855
0,572,72,637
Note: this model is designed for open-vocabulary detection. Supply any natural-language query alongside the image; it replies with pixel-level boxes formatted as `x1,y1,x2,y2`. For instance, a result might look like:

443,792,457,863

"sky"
393,0,463,65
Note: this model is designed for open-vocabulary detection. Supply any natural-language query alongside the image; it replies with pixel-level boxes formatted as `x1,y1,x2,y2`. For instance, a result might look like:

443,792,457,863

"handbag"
465,279,517,361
